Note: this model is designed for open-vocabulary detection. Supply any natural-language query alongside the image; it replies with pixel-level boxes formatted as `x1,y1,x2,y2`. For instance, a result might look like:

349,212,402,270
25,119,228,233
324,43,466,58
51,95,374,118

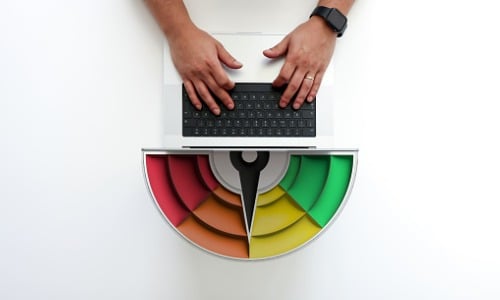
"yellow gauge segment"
257,186,286,206
252,193,305,236
249,216,321,259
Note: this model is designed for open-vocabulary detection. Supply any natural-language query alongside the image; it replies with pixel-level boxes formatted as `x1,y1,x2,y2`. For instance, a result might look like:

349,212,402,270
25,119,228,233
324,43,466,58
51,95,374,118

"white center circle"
241,151,258,163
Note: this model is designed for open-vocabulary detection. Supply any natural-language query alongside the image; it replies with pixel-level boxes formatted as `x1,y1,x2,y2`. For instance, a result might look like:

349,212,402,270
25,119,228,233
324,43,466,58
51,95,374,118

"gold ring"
305,75,314,81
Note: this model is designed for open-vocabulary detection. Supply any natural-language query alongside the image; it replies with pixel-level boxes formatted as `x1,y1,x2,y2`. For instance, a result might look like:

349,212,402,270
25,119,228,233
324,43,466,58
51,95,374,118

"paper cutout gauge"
143,149,357,260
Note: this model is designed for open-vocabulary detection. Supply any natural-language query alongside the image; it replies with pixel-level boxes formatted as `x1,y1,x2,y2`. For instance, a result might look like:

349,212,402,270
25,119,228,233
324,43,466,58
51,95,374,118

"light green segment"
308,156,353,227
282,156,330,211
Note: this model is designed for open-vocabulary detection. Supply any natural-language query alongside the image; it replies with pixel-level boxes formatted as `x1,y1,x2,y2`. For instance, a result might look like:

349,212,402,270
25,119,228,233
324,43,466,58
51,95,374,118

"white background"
1,0,500,299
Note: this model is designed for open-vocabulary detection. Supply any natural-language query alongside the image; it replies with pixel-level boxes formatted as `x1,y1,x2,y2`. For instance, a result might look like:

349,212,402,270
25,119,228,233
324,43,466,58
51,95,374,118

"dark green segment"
279,155,301,190
282,156,330,211
308,155,353,227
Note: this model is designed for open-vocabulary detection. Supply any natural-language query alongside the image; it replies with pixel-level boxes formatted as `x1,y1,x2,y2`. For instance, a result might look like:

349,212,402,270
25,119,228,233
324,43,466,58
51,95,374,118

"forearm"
144,0,195,40
317,0,355,15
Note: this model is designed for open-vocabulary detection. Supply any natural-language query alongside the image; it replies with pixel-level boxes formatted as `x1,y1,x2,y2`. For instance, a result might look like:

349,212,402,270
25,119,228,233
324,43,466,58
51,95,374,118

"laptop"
161,32,336,149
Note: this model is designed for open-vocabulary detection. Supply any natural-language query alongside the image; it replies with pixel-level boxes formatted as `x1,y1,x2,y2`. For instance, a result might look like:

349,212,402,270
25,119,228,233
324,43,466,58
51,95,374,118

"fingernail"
195,104,202,110
232,59,242,67
227,103,234,110
213,108,221,115
307,96,314,102
293,103,300,110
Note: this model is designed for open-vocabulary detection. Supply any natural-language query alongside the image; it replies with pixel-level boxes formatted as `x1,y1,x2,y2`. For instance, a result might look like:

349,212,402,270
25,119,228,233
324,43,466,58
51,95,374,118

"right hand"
168,26,242,115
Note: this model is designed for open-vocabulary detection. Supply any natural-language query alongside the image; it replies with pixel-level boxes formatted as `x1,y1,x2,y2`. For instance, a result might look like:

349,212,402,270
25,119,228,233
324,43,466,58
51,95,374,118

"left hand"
263,17,337,109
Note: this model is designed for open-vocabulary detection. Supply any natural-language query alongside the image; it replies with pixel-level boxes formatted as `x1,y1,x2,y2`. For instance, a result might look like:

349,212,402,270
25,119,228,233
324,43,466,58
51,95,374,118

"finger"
279,68,306,108
306,72,324,103
213,88,234,110
217,43,243,69
292,73,315,110
273,60,295,89
205,75,235,110
209,61,236,96
193,81,221,115
209,45,238,93
263,36,289,58
183,80,202,110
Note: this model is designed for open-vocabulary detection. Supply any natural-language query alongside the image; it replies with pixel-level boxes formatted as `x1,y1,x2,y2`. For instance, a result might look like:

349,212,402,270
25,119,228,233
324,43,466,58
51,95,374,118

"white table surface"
1,0,500,299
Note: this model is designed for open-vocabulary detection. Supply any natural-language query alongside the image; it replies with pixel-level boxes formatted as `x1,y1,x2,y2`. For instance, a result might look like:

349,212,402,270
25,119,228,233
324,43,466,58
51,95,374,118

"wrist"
164,20,197,42
145,0,196,40
317,0,354,15
308,16,337,38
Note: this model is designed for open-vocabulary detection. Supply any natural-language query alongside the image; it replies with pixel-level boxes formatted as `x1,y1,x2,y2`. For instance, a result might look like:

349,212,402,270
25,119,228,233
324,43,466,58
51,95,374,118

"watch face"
327,9,347,31
143,150,357,260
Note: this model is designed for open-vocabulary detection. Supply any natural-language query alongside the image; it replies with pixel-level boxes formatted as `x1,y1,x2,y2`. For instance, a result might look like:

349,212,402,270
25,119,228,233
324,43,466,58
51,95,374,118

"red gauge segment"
167,155,212,211
145,155,189,226
196,155,219,191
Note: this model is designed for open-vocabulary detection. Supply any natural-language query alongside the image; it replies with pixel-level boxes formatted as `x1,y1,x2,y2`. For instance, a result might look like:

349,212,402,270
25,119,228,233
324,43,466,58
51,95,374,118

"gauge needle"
230,151,270,240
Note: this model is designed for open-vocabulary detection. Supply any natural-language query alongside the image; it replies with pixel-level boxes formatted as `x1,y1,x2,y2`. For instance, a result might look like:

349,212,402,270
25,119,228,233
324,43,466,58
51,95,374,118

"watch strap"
310,6,347,37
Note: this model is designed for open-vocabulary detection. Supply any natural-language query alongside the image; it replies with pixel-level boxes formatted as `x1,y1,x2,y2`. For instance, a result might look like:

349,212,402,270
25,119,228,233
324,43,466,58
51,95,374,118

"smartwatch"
310,6,348,37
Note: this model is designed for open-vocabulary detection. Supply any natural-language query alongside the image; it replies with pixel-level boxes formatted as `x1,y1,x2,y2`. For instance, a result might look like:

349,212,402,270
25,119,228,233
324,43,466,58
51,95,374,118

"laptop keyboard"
182,83,316,137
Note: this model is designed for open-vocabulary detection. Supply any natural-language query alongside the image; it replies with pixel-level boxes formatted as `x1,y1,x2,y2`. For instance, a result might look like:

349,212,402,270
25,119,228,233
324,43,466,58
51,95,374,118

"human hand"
168,26,242,115
263,17,337,109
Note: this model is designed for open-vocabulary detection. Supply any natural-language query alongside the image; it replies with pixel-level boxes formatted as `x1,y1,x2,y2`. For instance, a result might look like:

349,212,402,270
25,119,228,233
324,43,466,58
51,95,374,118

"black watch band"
310,6,347,37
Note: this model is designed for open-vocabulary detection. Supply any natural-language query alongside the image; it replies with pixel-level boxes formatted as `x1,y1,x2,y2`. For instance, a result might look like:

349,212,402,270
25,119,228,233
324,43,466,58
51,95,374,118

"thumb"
263,36,289,58
217,44,243,69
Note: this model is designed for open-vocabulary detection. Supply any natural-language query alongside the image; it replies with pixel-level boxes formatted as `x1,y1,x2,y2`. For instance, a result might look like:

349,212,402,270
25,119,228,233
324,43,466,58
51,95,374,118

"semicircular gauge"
143,150,357,260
